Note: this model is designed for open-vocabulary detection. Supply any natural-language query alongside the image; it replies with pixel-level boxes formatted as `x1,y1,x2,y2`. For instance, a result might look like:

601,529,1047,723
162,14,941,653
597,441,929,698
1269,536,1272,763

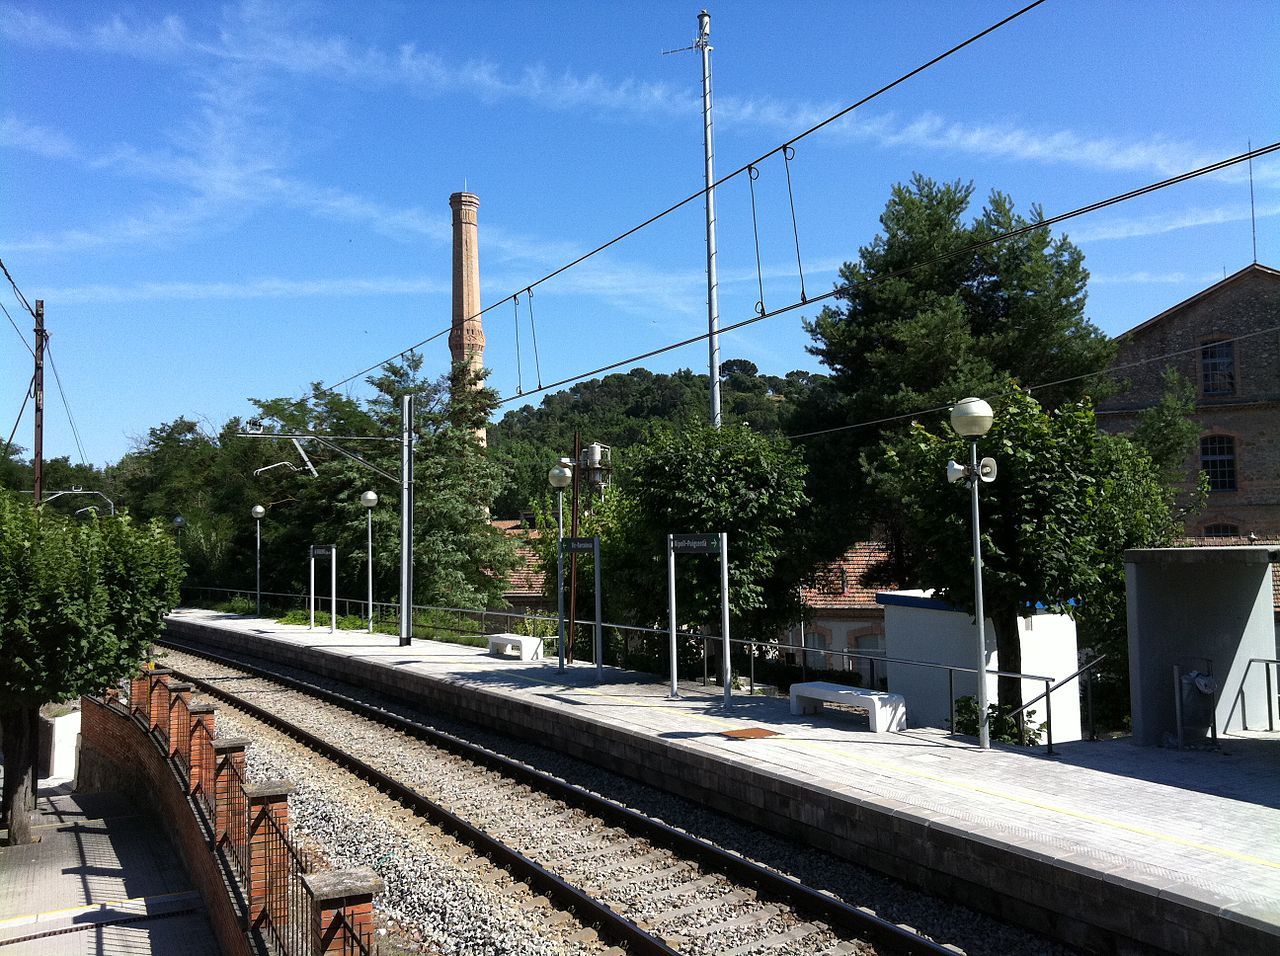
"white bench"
789,681,906,733
487,632,544,662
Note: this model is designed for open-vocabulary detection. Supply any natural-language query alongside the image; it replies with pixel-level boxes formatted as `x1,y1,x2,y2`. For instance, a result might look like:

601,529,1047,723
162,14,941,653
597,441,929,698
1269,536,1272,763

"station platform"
164,608,1280,954
0,786,220,955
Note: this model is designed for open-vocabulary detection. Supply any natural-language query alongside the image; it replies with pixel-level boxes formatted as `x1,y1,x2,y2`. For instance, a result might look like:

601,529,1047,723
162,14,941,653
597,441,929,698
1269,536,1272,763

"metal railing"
1240,657,1280,732
224,755,250,887
327,910,374,956
192,715,215,824
153,679,171,750
184,585,1104,750
257,811,315,956
1004,654,1108,756
171,690,192,781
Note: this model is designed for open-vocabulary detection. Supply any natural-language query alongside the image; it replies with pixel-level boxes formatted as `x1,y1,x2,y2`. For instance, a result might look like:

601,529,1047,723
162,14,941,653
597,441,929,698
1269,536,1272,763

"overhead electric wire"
785,322,1280,442
2,375,34,460
316,0,1049,399
1,299,35,357
0,257,36,318
495,140,1280,408
45,343,89,467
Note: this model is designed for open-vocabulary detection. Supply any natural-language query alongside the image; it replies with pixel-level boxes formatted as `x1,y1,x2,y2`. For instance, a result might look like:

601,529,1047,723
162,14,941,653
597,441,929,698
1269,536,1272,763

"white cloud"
0,114,79,159
1070,202,1280,243
1089,270,1224,286
44,275,450,304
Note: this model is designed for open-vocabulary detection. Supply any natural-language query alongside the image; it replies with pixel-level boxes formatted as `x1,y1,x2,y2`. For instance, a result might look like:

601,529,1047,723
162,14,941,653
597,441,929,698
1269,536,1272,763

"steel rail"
159,635,956,955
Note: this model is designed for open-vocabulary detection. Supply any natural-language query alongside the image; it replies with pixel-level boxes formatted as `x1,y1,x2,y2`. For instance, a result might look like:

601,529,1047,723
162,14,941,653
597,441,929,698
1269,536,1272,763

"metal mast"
696,10,722,428
33,300,45,505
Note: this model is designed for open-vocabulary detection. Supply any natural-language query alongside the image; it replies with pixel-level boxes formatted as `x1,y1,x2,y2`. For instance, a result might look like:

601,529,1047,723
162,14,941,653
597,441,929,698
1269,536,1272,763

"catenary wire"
785,322,1280,441
1,299,35,357
495,140,1280,407
317,0,1049,398
0,257,36,318
45,344,89,467
2,375,34,460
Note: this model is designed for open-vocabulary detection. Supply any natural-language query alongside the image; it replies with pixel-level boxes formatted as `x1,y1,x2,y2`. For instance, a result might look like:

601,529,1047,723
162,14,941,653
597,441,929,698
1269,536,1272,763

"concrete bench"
487,633,544,662
789,681,906,733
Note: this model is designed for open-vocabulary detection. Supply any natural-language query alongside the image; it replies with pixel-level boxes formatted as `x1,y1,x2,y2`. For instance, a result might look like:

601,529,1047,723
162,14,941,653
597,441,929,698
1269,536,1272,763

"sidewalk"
0,784,221,955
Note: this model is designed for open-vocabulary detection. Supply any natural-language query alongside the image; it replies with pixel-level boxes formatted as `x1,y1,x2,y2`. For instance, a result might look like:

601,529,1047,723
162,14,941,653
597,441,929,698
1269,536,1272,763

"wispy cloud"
1070,201,1280,243
0,114,79,159
45,275,450,304
1089,270,1225,286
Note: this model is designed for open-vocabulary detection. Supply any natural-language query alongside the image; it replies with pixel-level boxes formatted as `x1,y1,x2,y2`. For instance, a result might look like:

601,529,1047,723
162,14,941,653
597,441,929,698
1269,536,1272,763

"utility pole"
567,431,582,663
696,10,722,428
33,300,45,506
399,394,415,646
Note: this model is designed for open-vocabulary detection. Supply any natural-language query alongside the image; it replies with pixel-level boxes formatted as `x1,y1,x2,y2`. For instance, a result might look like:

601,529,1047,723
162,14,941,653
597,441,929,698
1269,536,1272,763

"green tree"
592,423,809,649
0,494,182,844
798,175,1114,559
871,389,1181,713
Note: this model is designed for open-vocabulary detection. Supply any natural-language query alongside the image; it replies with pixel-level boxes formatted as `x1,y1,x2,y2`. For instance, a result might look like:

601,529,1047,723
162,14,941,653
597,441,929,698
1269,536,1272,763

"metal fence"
171,690,191,782
153,679,171,750
223,754,250,887
257,811,315,956
326,910,374,956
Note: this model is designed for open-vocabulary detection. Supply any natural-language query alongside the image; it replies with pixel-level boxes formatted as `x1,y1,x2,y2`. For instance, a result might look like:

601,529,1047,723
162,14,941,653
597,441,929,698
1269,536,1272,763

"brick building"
782,541,889,675
1097,263,1280,536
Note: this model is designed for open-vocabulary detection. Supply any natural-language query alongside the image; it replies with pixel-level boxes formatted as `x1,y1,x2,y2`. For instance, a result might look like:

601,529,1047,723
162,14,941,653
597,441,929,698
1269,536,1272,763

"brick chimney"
449,191,486,445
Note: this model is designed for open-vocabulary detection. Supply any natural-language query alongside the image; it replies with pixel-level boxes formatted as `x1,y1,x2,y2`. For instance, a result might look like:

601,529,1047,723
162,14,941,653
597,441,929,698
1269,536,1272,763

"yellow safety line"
0,891,200,929
513,673,1280,872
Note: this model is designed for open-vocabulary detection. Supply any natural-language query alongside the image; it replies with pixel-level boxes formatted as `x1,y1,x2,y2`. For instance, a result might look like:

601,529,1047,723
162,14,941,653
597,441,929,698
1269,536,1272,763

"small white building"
877,590,1083,742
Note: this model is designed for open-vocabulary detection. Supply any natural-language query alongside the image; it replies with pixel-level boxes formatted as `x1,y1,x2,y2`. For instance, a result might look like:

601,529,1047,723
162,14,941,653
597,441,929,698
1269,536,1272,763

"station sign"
671,533,720,554
562,536,598,554
309,544,336,557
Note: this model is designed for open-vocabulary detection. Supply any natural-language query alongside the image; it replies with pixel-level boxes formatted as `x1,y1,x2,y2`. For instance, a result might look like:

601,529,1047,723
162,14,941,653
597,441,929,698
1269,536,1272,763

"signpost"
560,536,603,681
666,532,731,705
308,545,337,634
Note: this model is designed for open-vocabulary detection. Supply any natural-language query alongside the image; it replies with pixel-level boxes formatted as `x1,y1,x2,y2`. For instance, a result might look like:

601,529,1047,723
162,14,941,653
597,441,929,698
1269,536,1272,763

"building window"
1200,435,1237,491
1203,522,1240,537
1201,340,1235,396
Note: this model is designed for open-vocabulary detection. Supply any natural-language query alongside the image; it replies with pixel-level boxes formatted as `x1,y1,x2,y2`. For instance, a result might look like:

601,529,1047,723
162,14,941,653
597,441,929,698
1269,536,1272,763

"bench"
487,633,544,662
789,681,906,733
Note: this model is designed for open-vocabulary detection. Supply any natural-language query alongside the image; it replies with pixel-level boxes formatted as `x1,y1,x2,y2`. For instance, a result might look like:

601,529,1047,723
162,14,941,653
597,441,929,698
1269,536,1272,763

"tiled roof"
490,519,546,598
801,541,892,610
1174,536,1280,614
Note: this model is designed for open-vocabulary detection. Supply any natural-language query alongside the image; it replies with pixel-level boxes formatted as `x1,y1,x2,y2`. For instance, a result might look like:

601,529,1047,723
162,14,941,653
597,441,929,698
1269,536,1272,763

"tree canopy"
0,494,183,843
796,174,1115,559
870,389,1183,711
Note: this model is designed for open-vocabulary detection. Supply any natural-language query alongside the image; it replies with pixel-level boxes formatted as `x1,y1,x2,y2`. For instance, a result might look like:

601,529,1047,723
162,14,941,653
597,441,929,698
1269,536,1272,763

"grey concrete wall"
166,617,1275,955
1126,547,1277,745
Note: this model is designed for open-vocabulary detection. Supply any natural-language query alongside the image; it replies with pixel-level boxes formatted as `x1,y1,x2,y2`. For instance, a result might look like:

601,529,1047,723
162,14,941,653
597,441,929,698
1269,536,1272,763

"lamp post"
947,397,997,750
361,490,378,633
172,515,185,548
548,458,573,672
251,505,265,616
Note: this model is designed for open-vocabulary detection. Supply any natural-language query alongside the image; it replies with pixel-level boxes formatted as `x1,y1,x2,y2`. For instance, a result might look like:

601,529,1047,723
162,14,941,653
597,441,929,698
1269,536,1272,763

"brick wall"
78,695,253,956
1098,265,1280,535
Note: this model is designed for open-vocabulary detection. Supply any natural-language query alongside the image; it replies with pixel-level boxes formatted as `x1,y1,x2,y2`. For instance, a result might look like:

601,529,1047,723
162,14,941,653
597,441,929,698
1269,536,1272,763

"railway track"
158,637,959,956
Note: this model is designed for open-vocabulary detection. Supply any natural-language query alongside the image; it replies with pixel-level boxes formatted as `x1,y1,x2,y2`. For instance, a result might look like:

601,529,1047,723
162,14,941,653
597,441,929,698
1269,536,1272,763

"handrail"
1240,657,1280,732
1002,653,1108,756
1008,654,1108,719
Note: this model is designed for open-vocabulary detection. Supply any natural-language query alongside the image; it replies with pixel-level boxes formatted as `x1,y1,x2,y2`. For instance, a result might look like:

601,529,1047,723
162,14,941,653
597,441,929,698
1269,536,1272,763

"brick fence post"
189,703,216,799
167,682,193,758
303,869,384,955
147,668,173,733
246,781,294,935
212,738,249,850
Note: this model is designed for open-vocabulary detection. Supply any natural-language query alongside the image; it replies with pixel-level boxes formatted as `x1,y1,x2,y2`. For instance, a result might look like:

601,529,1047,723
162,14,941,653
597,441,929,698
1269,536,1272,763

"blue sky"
2,0,1277,466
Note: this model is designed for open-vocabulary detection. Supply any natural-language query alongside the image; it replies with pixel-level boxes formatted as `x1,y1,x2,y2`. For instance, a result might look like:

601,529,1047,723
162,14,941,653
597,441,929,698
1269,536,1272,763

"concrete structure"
1097,263,1280,536
164,608,1280,955
877,590,1082,741
1125,546,1279,745
37,706,81,780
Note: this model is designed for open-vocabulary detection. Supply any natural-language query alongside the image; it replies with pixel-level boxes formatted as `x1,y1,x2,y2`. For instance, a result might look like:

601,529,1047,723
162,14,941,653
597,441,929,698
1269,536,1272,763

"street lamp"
361,490,378,633
251,505,266,616
548,459,573,672
172,515,185,548
947,397,998,750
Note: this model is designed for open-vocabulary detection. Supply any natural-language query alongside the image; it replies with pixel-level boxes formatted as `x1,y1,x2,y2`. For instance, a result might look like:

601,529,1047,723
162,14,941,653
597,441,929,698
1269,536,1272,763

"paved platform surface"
168,608,1280,937
0,786,221,955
